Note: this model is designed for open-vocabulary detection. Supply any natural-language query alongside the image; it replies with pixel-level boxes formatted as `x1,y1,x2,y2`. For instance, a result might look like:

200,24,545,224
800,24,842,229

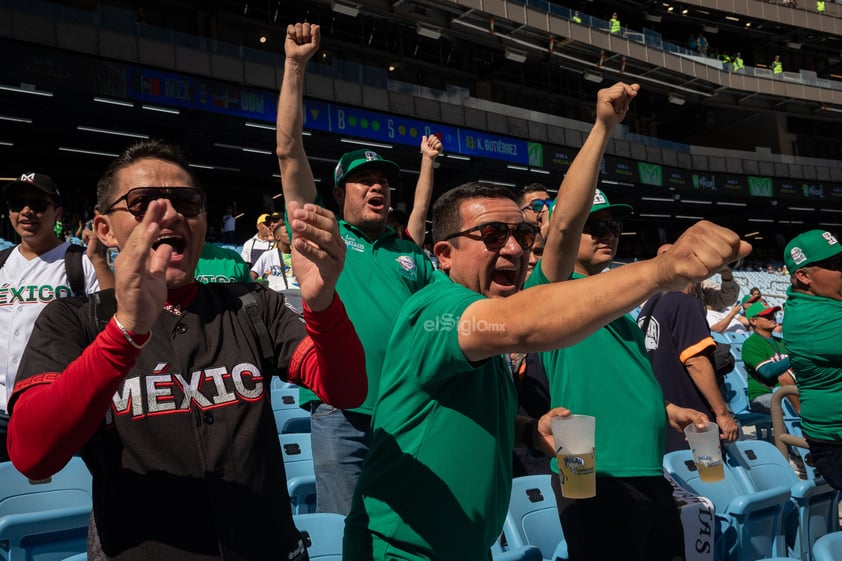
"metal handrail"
770,384,806,458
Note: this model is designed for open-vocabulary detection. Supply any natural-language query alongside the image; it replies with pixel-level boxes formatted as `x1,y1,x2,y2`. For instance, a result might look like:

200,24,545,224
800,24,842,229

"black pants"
551,473,685,561
0,411,9,462
807,437,842,491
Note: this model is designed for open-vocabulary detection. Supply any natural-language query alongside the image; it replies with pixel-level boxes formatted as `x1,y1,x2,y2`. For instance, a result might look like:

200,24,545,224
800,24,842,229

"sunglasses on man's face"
812,254,842,272
103,187,206,219
583,220,623,238
521,198,553,213
8,198,53,213
444,221,539,251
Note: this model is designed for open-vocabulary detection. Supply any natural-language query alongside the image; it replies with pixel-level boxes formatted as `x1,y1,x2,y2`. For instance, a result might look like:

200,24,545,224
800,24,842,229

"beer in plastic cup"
684,421,724,482
551,415,596,499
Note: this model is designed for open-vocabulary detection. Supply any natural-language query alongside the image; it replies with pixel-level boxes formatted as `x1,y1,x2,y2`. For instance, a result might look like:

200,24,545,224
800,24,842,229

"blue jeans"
310,403,372,515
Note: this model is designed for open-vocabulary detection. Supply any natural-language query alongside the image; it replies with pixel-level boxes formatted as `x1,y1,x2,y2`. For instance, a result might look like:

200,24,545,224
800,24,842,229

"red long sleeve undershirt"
7,289,366,480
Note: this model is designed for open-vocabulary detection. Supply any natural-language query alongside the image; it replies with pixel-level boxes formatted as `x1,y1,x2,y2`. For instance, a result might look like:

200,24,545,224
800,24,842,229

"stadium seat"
60,555,86,561
502,475,567,561
726,441,839,561
270,387,300,410
723,364,774,440
0,457,92,561
274,407,311,434
664,449,791,561
812,531,842,561
490,539,544,561
280,434,317,515
292,513,344,561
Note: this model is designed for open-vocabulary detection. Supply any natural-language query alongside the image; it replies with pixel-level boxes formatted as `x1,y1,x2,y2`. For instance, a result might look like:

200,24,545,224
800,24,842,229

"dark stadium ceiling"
1,0,841,261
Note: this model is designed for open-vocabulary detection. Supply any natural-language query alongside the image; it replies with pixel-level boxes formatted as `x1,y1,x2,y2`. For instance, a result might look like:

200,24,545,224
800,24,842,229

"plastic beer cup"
684,421,724,482
550,415,596,499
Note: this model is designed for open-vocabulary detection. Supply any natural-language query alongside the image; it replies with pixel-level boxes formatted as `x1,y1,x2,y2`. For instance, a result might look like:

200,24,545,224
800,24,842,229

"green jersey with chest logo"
299,220,437,414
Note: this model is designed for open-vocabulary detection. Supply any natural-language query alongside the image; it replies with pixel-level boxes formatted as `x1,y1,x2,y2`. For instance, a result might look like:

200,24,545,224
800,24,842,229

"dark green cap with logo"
784,230,842,272
334,149,400,188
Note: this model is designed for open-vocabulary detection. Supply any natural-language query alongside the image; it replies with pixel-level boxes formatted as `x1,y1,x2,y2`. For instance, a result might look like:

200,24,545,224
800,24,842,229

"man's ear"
794,268,811,290
433,240,452,273
94,214,119,249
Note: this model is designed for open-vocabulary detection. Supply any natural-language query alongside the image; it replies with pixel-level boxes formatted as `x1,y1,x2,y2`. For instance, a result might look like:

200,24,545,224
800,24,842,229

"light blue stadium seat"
502,475,567,561
664,449,791,561
293,513,344,561
280,434,317,515
270,377,299,391
60,555,86,561
812,531,842,561
725,331,750,345
491,539,544,561
723,364,774,440
274,407,311,434
726,441,839,561
0,458,92,561
270,387,300,410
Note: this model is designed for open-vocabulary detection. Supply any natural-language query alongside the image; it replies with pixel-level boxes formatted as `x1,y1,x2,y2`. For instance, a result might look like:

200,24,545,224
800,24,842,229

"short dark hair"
97,139,199,209
432,182,518,244
517,183,551,206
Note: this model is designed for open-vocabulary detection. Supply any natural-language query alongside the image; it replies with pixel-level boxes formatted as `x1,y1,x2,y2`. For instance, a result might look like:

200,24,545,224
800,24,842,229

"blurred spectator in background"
220,202,236,244
240,213,275,266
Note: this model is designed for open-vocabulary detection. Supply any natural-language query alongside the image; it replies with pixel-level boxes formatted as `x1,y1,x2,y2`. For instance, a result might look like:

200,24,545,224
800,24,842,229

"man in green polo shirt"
523,188,710,560
742,301,798,413
343,79,751,559
783,229,842,490
276,22,437,514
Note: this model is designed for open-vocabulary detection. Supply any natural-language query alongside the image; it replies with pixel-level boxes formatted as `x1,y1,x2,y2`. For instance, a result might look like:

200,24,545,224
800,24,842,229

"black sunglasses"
444,221,539,251
521,198,554,213
583,220,623,238
812,254,842,272
103,187,206,219
8,197,54,213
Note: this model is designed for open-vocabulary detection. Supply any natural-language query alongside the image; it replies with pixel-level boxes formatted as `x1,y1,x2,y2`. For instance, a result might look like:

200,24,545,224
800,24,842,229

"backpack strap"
0,246,13,270
87,289,117,334
64,245,85,296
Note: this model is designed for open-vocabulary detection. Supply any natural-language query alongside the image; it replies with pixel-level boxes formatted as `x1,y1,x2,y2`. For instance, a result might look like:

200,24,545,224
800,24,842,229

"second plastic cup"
684,421,724,482
550,414,596,499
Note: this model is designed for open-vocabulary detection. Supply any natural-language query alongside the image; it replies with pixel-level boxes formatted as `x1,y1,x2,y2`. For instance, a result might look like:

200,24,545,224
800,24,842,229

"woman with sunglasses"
0,173,113,463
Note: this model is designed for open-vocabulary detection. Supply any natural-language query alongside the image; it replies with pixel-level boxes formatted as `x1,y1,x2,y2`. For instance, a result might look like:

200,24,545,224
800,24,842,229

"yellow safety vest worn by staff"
772,60,783,74
610,17,621,34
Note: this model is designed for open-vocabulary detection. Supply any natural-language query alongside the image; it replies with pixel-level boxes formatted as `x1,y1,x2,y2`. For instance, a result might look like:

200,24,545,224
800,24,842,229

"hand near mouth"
113,199,173,334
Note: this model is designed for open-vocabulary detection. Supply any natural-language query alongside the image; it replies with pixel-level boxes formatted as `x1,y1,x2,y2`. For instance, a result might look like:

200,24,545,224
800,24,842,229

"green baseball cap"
783,230,842,272
746,302,781,319
333,149,400,188
546,188,632,220
590,188,632,215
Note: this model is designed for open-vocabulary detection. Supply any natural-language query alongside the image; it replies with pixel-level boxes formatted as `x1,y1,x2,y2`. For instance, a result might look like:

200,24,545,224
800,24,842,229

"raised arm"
540,82,639,283
276,23,320,208
406,134,442,246
459,220,751,362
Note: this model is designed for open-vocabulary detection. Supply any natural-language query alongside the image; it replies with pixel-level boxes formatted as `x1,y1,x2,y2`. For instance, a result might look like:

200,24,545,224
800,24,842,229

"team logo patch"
396,255,416,272
365,151,381,161
593,189,607,205
20,172,35,183
334,164,344,184
790,247,807,266
823,232,839,246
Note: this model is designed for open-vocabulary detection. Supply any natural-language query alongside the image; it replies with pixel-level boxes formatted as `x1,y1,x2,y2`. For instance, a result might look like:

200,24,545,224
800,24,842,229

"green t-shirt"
527,265,667,477
742,333,788,402
194,243,252,284
344,276,516,560
783,288,842,441
299,220,437,414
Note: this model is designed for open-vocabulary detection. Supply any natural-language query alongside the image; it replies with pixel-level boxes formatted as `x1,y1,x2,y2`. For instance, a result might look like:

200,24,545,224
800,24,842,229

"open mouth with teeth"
491,269,518,287
152,236,187,254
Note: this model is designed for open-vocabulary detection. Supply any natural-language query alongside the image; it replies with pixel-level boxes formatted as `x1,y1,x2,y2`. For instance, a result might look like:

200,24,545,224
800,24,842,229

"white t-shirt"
240,235,274,265
0,243,101,409
251,249,298,292
705,309,747,334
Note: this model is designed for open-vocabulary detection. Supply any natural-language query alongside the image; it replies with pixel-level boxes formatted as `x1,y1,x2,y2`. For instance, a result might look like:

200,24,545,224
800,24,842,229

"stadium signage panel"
601,156,637,183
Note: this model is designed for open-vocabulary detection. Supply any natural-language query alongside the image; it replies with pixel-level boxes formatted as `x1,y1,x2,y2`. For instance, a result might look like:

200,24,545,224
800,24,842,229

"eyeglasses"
811,254,842,272
8,198,53,213
444,221,539,251
583,220,623,238
521,198,553,213
103,187,206,219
